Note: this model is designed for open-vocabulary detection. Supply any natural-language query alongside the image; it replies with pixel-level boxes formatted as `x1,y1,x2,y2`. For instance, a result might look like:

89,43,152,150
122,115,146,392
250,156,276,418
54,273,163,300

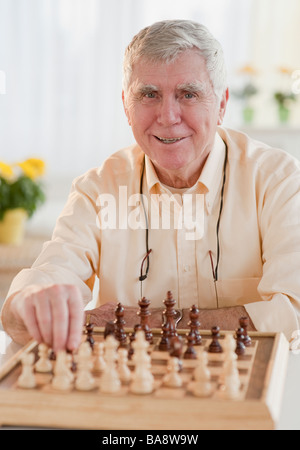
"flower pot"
278,105,290,123
0,208,28,245
243,106,255,124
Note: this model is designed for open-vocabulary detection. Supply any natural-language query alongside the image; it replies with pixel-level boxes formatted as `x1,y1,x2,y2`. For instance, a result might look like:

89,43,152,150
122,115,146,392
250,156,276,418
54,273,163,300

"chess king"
1,19,300,352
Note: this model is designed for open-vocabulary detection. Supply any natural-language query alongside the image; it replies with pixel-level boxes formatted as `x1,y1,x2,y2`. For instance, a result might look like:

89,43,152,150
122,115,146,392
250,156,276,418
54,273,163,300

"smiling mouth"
155,136,186,144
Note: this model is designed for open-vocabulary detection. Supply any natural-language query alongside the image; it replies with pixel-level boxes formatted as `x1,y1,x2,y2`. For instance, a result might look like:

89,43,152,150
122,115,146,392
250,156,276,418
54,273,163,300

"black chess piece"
183,331,198,359
188,304,202,345
235,328,246,356
138,297,153,344
239,317,252,347
208,326,223,353
114,303,127,348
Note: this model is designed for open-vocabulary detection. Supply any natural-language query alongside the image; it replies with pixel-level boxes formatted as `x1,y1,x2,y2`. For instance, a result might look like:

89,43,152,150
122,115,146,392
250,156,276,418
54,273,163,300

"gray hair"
122,19,227,102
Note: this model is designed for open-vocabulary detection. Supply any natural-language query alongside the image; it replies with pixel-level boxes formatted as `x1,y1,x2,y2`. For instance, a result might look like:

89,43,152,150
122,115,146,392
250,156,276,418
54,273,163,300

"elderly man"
1,20,300,352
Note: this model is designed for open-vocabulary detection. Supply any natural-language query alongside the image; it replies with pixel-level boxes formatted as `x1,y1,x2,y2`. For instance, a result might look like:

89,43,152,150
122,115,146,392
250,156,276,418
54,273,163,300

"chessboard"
0,309,289,430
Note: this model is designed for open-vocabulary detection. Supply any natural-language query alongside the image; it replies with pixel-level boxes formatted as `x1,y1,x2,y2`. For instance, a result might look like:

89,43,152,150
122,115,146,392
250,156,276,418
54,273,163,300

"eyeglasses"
138,140,228,305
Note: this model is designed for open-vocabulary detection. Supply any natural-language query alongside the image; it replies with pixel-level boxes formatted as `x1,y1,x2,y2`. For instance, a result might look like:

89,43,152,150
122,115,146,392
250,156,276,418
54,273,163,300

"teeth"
156,137,183,144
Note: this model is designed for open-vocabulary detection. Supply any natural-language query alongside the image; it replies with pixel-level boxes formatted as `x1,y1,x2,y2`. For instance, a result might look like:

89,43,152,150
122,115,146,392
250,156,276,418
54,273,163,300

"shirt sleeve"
246,155,300,339
5,172,101,305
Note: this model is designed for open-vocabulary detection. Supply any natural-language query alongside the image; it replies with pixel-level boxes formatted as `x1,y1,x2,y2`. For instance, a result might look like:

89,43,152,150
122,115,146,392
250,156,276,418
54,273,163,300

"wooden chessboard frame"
0,328,289,430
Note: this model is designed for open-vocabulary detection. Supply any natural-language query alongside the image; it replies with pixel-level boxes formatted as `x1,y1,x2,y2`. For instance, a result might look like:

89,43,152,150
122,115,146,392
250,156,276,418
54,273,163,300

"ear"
217,88,229,125
122,90,131,126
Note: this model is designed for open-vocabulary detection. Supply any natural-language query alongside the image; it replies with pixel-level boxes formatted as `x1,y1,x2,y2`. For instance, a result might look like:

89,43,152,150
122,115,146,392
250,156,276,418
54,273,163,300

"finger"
67,286,84,351
50,286,69,352
33,290,53,346
21,298,43,344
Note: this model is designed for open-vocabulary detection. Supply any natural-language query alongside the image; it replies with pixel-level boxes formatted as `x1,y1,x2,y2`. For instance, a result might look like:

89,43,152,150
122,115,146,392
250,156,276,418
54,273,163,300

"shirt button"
184,265,190,272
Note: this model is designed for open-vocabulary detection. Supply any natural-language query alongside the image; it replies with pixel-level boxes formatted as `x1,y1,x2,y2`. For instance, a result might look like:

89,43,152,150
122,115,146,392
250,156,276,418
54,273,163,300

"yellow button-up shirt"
4,127,300,339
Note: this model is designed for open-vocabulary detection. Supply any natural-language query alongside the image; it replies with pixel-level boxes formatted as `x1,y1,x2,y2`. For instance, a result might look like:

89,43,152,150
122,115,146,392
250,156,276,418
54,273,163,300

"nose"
156,95,181,127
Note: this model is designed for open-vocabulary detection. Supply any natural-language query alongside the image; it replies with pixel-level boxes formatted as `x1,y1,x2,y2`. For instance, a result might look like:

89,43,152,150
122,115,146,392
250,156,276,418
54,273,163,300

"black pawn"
208,326,223,353
235,328,246,356
183,331,198,360
239,317,252,347
85,321,95,350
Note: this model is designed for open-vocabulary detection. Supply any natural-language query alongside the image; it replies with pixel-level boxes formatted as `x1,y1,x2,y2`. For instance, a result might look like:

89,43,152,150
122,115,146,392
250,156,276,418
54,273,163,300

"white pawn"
163,357,182,388
17,352,36,389
130,330,154,394
35,343,53,373
75,341,95,391
93,342,106,372
219,334,241,399
99,335,121,393
52,350,73,391
118,348,132,383
191,349,213,397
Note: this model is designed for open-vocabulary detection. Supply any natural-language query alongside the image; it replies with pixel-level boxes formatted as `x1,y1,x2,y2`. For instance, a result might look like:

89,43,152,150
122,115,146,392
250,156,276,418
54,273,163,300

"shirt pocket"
215,277,261,308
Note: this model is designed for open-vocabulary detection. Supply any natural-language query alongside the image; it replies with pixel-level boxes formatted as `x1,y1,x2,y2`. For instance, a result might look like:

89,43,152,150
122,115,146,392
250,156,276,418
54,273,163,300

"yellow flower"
278,66,293,75
17,158,46,179
0,161,14,178
238,65,258,75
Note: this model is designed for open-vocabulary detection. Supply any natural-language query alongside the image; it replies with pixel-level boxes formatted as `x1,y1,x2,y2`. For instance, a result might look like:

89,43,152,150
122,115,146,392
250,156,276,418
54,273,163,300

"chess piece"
158,291,178,351
104,320,116,339
75,342,95,391
130,330,154,394
208,326,223,353
138,297,153,343
128,324,143,359
183,331,198,359
99,334,121,393
158,323,171,351
239,317,252,347
114,303,127,348
191,349,212,397
169,335,183,371
35,343,53,373
85,316,95,350
17,352,36,389
52,350,73,391
219,334,241,399
93,341,106,372
235,328,246,356
163,357,183,388
188,305,202,345
118,348,132,383
163,291,178,340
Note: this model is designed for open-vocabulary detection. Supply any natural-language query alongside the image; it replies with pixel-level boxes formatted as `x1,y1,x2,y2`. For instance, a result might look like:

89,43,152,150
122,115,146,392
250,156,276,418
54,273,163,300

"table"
0,330,299,430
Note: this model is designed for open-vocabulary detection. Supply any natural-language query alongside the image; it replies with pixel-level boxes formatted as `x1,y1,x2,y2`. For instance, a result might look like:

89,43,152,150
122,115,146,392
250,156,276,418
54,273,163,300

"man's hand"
2,284,84,352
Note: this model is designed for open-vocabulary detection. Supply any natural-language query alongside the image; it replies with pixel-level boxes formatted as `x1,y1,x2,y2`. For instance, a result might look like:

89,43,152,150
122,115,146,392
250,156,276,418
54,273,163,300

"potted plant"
274,66,297,123
232,65,259,124
0,158,46,245
273,91,296,123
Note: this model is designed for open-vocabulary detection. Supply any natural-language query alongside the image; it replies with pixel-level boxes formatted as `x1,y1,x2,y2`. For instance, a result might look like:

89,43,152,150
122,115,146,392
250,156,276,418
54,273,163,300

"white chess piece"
52,350,73,391
35,343,53,373
130,330,154,394
99,335,121,393
163,357,182,388
75,341,95,391
219,334,241,399
191,349,212,397
118,348,132,383
17,352,36,389
93,342,106,372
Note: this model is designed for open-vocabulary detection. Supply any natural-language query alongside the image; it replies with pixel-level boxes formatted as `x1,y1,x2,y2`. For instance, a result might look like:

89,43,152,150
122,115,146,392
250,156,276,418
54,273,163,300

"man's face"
123,49,228,186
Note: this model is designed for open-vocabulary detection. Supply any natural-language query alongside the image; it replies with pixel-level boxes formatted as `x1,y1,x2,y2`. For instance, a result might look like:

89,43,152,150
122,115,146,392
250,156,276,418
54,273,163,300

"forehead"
130,50,211,90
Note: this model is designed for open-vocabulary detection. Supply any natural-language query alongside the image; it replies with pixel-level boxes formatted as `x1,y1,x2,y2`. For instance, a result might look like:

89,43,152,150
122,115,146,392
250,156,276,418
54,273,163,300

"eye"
184,92,196,99
145,92,156,99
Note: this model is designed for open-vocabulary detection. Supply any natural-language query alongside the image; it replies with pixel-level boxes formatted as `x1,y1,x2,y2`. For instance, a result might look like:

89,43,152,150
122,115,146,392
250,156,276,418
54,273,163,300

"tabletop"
0,330,299,430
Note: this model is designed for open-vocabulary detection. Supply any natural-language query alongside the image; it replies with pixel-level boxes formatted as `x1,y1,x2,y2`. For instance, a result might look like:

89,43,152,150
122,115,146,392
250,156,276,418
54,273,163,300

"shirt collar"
143,130,226,213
